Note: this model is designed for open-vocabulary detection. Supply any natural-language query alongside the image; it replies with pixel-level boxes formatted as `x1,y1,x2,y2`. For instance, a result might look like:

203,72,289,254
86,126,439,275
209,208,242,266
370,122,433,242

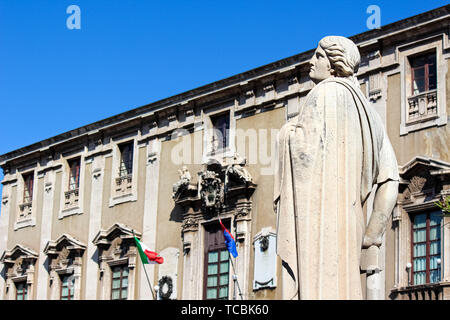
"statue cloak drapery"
274,77,399,299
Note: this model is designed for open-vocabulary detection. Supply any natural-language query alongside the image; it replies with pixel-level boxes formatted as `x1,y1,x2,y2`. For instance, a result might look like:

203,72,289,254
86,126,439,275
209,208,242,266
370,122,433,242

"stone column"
25,259,37,300
181,219,201,300
139,139,161,300
36,170,55,299
73,252,83,300
127,249,137,300
0,183,12,300
84,155,104,299
234,203,252,299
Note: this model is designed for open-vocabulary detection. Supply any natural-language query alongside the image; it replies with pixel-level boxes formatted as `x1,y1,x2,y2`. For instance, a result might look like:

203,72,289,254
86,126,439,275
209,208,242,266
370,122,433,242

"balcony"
64,188,79,209
18,202,32,219
115,174,133,197
406,89,437,125
390,281,450,300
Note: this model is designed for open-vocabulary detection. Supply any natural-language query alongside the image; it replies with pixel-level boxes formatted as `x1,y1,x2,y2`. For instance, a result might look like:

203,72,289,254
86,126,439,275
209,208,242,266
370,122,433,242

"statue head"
309,36,361,84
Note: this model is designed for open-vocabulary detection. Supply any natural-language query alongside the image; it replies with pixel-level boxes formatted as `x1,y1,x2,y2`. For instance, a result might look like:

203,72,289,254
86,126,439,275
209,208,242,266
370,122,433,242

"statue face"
309,46,332,84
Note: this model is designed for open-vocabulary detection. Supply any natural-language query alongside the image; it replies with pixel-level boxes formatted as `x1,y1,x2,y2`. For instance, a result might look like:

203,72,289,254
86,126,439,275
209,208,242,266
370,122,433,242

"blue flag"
219,220,238,258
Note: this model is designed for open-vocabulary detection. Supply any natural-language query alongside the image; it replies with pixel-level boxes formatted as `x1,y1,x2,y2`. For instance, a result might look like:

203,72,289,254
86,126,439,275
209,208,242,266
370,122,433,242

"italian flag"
134,237,164,264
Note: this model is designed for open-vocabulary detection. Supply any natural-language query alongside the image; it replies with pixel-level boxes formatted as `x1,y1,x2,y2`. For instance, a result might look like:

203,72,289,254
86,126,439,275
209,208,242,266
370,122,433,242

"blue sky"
0,0,448,208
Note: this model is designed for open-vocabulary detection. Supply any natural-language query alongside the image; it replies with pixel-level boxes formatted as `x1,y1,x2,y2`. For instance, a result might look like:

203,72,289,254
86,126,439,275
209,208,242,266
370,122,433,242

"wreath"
158,276,173,300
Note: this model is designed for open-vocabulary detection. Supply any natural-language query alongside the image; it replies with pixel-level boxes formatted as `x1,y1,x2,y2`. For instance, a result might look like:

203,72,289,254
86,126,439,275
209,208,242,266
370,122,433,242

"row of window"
18,141,134,205
12,222,232,300
18,110,232,207
13,267,128,300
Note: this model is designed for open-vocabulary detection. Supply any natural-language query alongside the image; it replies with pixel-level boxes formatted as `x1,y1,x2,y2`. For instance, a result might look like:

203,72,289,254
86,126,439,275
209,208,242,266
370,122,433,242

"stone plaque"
253,228,277,291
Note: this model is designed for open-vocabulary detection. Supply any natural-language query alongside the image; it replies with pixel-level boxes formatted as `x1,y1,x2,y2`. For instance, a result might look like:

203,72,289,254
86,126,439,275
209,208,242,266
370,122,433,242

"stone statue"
225,153,253,185
273,36,399,299
172,166,191,199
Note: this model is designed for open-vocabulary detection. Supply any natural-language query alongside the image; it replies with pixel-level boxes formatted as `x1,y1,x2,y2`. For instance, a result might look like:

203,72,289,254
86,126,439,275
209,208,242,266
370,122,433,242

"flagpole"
132,230,157,300
218,216,243,300
228,255,243,300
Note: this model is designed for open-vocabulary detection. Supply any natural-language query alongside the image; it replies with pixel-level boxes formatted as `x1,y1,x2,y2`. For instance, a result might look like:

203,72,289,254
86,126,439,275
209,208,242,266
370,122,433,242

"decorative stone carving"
181,216,199,233
245,89,255,99
45,182,52,193
18,202,32,220
44,234,86,299
158,276,173,300
92,224,141,300
172,166,191,200
368,72,382,102
92,168,102,179
157,247,179,300
408,175,428,193
225,153,253,187
115,174,133,196
64,189,79,209
0,244,38,299
148,152,158,164
199,170,223,212
253,229,277,291
407,90,438,124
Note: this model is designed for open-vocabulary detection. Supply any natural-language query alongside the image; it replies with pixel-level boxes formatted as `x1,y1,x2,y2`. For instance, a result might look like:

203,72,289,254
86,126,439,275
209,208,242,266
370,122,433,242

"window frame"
398,35,447,135
22,172,34,204
15,281,28,300
67,157,81,191
110,264,129,300
409,52,437,96
203,221,231,300
60,274,75,300
210,111,230,153
410,210,442,285
118,141,134,177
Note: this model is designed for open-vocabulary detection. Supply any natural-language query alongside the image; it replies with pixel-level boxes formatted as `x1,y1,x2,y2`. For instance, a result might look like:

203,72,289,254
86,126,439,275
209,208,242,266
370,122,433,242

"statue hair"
318,36,361,86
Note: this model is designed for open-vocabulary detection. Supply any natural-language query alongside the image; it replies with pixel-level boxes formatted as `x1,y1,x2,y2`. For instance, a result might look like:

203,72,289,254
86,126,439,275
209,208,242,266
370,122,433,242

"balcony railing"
390,282,450,300
406,89,437,124
115,174,132,196
18,202,32,219
64,188,79,209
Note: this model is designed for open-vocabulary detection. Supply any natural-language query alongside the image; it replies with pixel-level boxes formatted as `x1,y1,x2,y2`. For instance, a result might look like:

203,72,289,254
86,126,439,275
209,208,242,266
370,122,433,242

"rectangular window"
68,158,81,190
119,142,134,177
410,52,437,96
23,172,34,204
111,265,128,300
210,112,230,152
60,275,75,300
411,211,442,285
16,281,27,300
204,222,230,300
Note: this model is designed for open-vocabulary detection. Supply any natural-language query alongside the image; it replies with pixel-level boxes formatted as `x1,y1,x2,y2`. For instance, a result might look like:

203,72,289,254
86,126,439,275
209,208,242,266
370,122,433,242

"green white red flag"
134,236,164,264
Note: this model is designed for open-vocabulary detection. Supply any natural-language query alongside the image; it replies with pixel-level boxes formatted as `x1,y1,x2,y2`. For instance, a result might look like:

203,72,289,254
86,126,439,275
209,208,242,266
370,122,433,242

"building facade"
0,5,449,300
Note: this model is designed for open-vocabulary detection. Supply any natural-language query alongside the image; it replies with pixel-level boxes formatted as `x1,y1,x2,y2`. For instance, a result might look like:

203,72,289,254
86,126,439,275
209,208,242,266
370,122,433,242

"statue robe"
274,77,399,300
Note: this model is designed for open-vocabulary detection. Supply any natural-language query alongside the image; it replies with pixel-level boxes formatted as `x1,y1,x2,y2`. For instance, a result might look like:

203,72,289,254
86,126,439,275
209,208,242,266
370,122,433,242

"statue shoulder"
305,80,354,106
318,78,356,93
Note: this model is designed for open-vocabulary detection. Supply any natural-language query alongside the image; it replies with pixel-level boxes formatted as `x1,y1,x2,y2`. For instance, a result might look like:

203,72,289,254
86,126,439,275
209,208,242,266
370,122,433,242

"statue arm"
362,179,399,248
